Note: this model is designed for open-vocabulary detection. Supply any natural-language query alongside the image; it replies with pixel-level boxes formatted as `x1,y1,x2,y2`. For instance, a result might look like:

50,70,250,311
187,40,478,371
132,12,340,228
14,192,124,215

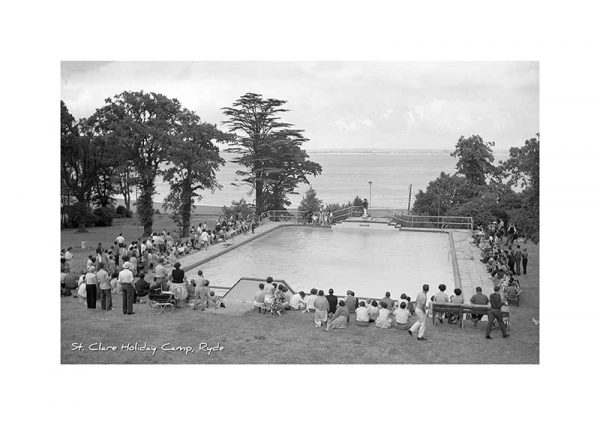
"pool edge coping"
182,223,304,273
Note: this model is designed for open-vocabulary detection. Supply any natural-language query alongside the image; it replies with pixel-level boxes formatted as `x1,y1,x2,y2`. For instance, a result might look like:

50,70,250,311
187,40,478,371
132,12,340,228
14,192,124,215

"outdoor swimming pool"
188,226,455,299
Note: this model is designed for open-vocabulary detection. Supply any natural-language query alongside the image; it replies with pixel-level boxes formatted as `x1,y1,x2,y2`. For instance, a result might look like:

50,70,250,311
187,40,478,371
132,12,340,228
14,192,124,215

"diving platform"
333,216,401,231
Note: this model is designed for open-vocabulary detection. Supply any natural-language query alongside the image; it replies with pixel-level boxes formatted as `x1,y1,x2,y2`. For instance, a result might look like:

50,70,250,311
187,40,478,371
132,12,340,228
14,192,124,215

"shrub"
115,205,130,218
64,202,96,228
93,206,116,227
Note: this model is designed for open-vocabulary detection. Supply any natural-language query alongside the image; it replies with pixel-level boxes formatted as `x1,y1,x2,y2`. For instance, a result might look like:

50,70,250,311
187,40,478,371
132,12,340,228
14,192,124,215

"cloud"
61,61,539,150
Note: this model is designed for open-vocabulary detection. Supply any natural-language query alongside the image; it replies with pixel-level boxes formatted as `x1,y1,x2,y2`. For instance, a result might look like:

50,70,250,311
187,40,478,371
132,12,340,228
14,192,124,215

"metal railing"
392,213,473,230
261,207,473,230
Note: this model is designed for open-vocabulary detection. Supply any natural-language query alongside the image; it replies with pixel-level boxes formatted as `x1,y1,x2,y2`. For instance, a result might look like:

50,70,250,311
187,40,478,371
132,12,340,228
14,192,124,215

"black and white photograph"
59,61,539,364
4,1,599,424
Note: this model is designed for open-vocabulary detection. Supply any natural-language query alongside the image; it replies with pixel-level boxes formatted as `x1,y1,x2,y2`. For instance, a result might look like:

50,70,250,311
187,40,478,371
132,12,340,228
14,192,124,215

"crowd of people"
474,219,527,305
61,214,529,341
253,281,446,338
60,214,261,314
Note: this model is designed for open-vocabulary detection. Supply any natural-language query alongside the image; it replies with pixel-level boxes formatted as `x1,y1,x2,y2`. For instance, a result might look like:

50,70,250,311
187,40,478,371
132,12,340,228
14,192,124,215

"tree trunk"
180,180,192,237
255,180,263,215
74,194,89,232
137,179,155,237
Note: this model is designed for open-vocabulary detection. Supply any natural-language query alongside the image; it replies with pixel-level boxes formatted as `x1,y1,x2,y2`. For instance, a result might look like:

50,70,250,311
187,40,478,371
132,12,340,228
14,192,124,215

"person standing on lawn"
486,286,509,339
96,263,112,311
522,247,529,275
118,262,135,315
84,266,98,310
515,245,523,275
408,284,429,341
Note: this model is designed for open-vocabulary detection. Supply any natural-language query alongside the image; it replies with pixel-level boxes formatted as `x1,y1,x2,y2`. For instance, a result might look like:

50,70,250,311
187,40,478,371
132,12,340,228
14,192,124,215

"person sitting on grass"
305,288,318,313
314,290,329,327
393,301,411,329
433,284,450,323
253,283,267,313
290,291,307,310
263,278,275,314
281,286,291,310
271,284,286,316
366,300,380,323
469,286,490,325
447,288,464,324
381,292,394,311
345,290,358,314
355,301,370,326
375,302,392,329
326,300,349,331
134,272,151,304
207,291,225,309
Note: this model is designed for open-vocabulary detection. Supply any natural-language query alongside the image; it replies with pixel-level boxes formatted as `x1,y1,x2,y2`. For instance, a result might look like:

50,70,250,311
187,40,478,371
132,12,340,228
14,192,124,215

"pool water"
188,226,455,300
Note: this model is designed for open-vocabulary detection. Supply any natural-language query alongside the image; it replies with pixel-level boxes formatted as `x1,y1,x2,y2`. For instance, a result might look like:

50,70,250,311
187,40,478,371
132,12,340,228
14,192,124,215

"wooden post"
407,184,412,214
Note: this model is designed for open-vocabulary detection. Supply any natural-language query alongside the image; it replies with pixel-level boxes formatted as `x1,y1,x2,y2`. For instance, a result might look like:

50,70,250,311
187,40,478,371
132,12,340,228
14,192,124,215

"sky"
61,61,538,150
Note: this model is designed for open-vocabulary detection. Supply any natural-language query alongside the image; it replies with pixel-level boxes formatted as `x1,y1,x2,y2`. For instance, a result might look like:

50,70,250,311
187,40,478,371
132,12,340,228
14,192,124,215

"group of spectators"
253,281,449,337
185,214,256,253
474,218,528,305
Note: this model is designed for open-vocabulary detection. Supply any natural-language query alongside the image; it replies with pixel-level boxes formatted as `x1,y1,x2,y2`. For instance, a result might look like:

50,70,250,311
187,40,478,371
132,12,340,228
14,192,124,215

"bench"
431,303,510,331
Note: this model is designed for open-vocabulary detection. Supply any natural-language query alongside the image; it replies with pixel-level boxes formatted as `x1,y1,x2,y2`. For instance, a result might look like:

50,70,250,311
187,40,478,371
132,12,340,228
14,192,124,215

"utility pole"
368,181,372,217
407,184,412,214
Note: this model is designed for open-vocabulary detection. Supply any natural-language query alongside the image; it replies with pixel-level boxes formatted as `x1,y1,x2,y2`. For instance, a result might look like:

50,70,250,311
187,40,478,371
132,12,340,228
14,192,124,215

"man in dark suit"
326,288,338,315
486,286,509,339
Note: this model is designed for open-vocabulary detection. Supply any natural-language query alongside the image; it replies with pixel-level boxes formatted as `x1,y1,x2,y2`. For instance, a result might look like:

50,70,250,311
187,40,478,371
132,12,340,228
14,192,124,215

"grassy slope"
61,241,538,364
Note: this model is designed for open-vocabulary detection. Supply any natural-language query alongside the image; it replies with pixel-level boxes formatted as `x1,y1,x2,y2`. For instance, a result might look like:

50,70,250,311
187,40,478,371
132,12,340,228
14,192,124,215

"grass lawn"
61,240,539,364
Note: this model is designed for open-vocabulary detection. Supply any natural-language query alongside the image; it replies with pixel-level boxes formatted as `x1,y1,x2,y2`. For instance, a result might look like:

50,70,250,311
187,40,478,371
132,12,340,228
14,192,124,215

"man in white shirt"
305,289,318,312
115,233,125,247
355,301,370,326
118,262,135,315
394,301,411,329
200,230,209,250
408,284,429,340
290,291,307,310
64,247,73,263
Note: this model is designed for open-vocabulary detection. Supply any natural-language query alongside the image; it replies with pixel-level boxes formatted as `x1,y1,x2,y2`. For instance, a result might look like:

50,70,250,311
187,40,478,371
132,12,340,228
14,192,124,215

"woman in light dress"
314,290,329,327
375,302,392,329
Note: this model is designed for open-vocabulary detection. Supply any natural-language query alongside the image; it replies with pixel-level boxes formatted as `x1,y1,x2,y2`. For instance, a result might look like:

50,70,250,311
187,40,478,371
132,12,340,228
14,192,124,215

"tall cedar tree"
163,109,228,236
221,93,322,213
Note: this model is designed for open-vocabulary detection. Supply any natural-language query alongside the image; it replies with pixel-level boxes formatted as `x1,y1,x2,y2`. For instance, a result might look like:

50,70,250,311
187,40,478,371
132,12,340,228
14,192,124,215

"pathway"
451,230,494,298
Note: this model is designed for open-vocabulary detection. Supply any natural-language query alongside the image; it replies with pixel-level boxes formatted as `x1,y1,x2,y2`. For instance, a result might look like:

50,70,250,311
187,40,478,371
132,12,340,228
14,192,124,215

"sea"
149,149,509,210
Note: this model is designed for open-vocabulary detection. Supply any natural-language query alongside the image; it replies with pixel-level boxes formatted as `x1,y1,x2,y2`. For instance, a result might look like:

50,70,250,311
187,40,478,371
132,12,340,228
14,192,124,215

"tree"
412,172,476,216
500,133,539,202
222,198,255,220
298,186,323,220
500,133,540,241
93,91,184,236
113,162,137,216
451,135,496,186
163,110,228,236
61,101,101,232
221,93,322,214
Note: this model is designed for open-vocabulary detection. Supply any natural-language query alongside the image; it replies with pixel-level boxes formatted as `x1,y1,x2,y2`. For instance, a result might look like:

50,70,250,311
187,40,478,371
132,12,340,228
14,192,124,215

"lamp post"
368,181,372,217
